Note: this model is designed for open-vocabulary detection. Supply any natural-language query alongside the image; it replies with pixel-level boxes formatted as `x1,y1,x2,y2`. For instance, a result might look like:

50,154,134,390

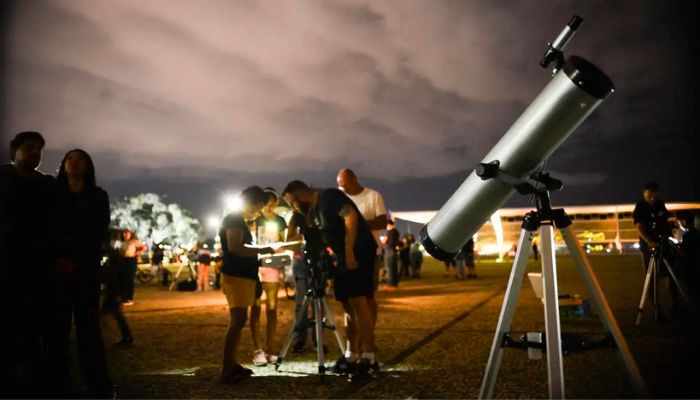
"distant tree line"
110,193,202,248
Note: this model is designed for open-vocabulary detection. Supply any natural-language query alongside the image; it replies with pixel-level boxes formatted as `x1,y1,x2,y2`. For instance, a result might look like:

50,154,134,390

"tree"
110,193,202,248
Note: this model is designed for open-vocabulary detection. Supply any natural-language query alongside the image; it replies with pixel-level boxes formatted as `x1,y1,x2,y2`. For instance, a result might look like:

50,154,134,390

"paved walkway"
88,255,698,398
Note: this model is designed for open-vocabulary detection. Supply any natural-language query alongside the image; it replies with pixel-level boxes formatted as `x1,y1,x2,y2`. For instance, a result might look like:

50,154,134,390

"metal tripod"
477,186,646,399
275,264,345,379
636,241,688,325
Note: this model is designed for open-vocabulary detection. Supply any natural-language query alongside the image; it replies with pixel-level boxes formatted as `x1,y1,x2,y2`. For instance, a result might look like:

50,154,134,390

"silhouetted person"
443,257,456,277
119,229,146,305
456,239,477,280
0,131,57,397
409,237,423,278
49,149,114,397
633,182,672,270
398,234,411,278
633,182,678,316
381,220,400,289
103,229,134,347
532,242,539,260
151,242,166,286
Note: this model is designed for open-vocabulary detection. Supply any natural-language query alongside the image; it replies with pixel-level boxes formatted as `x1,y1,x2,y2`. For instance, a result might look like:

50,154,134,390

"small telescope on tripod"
419,15,647,399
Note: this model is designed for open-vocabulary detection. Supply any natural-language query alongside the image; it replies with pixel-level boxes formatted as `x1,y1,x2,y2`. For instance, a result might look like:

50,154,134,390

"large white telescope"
420,16,614,260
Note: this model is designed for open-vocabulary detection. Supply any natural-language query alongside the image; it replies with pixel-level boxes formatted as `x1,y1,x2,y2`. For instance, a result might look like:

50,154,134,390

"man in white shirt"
337,169,388,324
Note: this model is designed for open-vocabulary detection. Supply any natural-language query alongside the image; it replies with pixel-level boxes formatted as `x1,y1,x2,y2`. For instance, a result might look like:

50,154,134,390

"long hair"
56,148,97,190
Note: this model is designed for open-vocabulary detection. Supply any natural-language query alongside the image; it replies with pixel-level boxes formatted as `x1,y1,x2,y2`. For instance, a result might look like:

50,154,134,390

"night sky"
1,1,698,221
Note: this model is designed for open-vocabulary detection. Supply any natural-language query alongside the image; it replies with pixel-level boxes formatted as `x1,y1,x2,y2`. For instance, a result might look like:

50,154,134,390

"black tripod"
636,240,688,325
275,242,345,379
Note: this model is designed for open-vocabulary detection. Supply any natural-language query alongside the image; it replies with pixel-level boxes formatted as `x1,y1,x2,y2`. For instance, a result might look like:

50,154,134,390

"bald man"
337,168,388,274
336,169,387,353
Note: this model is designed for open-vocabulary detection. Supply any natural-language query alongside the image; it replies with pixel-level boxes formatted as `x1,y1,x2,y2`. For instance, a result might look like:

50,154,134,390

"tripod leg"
540,224,564,399
322,297,347,355
653,256,659,321
479,229,534,399
636,257,655,325
661,257,690,303
314,298,326,376
561,225,647,397
276,296,311,369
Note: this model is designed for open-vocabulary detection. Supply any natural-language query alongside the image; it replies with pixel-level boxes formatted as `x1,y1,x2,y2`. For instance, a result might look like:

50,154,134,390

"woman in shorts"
218,186,274,383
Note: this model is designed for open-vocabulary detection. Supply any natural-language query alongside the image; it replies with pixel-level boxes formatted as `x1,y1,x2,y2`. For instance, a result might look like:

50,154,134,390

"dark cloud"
2,0,698,220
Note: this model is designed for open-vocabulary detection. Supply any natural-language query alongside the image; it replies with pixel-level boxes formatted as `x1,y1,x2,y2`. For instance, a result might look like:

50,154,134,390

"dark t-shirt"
56,186,110,264
219,212,259,279
313,188,377,263
195,249,212,265
633,200,671,242
385,228,400,253
0,165,57,266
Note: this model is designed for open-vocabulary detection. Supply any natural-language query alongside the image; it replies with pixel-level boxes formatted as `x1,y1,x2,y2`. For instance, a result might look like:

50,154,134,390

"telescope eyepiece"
541,15,584,71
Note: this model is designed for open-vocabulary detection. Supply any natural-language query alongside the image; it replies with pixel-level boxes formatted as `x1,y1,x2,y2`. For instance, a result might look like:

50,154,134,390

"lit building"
392,203,700,257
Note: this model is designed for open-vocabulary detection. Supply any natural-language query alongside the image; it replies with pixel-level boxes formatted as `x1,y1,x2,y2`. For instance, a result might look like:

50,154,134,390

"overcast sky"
1,0,698,220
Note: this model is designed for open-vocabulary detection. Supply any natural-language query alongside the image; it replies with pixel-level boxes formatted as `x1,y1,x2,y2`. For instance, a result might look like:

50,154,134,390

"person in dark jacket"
49,149,114,397
0,131,57,398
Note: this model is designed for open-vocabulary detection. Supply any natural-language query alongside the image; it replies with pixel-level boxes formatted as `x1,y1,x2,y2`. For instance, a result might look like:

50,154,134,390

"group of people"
441,238,477,280
0,131,394,395
218,170,390,383
380,220,420,289
7,128,694,397
1,132,119,397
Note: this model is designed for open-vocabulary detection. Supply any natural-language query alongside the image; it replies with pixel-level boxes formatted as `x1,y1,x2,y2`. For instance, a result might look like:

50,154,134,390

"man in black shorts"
282,180,378,381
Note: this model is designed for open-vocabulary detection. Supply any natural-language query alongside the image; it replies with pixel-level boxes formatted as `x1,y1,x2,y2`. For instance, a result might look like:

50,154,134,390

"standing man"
336,169,387,318
0,131,57,397
633,182,672,270
381,220,400,289
283,180,379,380
633,182,678,315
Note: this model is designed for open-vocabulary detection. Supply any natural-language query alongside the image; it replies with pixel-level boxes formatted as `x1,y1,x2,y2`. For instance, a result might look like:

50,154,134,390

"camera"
301,227,335,293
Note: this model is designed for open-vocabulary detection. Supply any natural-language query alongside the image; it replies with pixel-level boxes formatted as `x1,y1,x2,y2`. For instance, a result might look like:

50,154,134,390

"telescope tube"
420,56,614,260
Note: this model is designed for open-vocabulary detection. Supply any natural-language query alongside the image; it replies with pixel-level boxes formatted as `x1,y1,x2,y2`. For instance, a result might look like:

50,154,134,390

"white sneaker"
253,349,268,366
267,353,278,364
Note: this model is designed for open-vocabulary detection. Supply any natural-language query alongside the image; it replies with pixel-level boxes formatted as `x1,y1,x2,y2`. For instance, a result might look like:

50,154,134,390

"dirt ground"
74,254,700,398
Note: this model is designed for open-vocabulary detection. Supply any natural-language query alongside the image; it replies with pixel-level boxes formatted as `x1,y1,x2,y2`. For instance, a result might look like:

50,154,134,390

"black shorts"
334,256,374,302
